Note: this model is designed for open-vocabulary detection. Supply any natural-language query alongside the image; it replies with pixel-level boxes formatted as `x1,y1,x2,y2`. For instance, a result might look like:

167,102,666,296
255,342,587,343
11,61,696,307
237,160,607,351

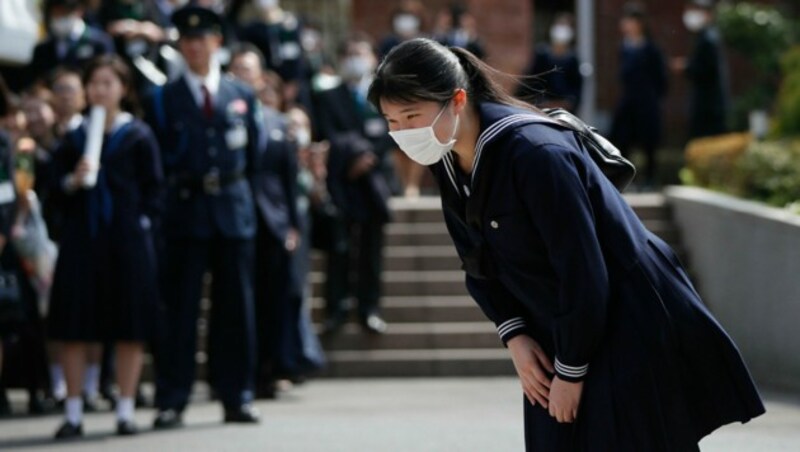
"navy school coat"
146,74,265,240
47,117,163,341
431,102,764,449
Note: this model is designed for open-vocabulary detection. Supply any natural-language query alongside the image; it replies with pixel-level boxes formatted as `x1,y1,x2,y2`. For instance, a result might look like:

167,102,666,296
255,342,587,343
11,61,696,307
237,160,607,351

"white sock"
65,397,83,426
83,364,100,398
50,364,66,400
116,397,134,422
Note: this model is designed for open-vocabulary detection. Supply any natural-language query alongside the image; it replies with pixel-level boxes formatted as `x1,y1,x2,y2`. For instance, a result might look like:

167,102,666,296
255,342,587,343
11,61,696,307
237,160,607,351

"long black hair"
367,38,537,113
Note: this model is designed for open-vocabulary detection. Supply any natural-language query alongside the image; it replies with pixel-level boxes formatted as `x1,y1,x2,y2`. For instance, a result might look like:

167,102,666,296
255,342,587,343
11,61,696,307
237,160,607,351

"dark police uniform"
431,102,764,451
147,6,265,418
313,81,393,329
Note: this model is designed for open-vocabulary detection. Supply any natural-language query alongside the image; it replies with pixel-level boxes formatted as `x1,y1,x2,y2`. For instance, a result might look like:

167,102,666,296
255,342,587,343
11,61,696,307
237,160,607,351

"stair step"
310,270,468,297
318,322,501,350
320,348,515,378
311,295,485,323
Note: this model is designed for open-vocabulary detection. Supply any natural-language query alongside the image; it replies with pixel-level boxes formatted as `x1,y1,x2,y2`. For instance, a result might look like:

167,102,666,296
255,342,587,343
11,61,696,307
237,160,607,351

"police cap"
172,5,224,38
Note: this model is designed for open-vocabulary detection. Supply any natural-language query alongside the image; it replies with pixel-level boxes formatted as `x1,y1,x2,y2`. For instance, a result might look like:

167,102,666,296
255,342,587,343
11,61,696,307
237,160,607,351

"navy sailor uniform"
47,115,163,342
431,102,765,450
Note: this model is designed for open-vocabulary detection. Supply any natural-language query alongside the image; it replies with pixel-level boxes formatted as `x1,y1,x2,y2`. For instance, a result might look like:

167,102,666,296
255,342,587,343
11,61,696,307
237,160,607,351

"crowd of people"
0,0,493,440
0,0,730,442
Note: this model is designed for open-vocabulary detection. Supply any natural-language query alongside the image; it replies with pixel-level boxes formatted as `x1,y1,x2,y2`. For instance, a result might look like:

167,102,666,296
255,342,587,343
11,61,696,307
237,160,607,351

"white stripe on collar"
442,112,556,196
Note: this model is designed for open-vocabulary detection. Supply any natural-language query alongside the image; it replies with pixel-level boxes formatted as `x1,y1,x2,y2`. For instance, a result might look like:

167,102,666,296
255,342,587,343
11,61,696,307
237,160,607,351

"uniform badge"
189,15,200,27
227,99,249,119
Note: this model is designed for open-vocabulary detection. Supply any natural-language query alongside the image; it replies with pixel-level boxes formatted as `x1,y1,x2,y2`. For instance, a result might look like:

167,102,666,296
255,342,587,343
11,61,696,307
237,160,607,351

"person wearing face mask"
516,13,583,113
435,6,486,61
609,3,668,189
671,0,730,139
25,0,115,91
378,1,426,60
312,34,395,335
238,0,311,113
370,38,764,450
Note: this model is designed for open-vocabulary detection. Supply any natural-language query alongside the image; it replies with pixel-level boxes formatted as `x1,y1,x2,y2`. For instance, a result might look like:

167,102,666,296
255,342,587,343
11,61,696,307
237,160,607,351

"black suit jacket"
313,83,393,223
252,107,299,242
26,26,114,88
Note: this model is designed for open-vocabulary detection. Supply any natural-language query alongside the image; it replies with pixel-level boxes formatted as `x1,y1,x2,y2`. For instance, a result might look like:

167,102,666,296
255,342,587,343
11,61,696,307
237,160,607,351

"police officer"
147,5,265,428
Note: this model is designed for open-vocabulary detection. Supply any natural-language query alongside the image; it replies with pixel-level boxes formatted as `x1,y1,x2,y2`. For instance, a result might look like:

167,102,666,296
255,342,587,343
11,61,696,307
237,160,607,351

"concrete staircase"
313,194,683,378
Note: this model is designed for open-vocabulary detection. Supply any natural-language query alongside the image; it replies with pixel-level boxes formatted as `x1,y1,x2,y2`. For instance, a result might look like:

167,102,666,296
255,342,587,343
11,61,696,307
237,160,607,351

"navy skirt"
522,234,765,451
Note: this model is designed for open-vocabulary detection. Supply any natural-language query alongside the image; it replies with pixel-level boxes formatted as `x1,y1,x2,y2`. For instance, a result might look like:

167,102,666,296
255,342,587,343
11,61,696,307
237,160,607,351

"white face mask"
51,16,81,39
550,25,574,44
393,14,420,36
295,127,311,149
683,10,707,32
258,0,279,10
341,56,374,81
389,103,459,166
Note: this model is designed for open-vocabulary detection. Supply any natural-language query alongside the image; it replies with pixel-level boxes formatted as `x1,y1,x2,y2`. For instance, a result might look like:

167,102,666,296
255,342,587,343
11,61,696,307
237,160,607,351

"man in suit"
147,5,265,428
228,44,305,398
313,34,394,335
24,0,115,89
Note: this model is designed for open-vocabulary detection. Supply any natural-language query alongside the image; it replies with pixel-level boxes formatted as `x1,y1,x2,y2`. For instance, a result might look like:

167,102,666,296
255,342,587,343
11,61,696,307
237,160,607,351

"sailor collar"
440,102,556,198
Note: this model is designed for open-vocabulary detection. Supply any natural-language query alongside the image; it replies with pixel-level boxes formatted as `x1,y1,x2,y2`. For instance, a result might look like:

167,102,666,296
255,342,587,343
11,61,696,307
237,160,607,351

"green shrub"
735,140,800,208
772,46,800,138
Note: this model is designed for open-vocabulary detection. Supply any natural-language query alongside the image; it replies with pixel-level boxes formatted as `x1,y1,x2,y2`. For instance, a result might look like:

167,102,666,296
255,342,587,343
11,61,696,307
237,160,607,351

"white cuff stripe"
555,359,589,378
496,318,526,338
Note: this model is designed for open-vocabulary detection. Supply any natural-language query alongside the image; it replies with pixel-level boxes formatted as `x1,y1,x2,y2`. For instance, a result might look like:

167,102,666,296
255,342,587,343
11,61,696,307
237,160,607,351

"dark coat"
516,44,583,111
432,102,764,450
25,26,114,88
252,107,299,242
685,26,730,138
610,40,668,151
313,83,393,223
146,74,265,239
0,132,16,238
47,117,163,341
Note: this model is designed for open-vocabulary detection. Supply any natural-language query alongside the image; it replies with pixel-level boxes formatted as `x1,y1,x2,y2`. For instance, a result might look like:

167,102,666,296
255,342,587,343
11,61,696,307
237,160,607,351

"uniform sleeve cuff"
497,317,527,345
554,358,589,382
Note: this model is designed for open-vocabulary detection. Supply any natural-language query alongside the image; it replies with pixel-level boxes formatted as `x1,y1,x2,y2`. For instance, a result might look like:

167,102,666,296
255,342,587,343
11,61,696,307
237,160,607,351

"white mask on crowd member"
683,10,707,32
550,24,574,45
389,102,459,166
258,0,279,10
50,16,82,39
393,14,420,36
295,127,311,149
341,56,374,81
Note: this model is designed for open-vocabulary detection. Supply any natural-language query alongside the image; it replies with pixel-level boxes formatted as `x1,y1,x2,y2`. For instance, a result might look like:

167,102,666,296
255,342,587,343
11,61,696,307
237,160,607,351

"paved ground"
0,378,797,451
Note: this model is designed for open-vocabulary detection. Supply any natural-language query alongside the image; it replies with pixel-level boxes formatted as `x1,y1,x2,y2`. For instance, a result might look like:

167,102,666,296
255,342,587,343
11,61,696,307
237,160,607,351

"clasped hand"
507,335,584,423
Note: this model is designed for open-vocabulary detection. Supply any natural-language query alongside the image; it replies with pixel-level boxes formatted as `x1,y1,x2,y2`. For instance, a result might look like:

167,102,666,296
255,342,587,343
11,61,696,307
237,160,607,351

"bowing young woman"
47,55,163,438
369,38,764,451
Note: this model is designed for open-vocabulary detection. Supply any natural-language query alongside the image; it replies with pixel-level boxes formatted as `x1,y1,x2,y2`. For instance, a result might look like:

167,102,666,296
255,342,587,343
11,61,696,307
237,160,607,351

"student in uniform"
148,5,264,428
369,38,765,451
46,55,163,438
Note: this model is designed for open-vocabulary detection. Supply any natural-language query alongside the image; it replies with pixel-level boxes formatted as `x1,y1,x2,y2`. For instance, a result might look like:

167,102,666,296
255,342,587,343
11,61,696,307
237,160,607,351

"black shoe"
255,380,277,400
116,419,139,436
362,314,388,335
153,409,184,430
0,392,11,418
54,421,83,439
224,404,260,424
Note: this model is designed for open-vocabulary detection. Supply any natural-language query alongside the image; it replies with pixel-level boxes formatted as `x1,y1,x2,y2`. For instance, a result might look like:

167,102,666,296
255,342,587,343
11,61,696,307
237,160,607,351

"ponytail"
368,38,538,113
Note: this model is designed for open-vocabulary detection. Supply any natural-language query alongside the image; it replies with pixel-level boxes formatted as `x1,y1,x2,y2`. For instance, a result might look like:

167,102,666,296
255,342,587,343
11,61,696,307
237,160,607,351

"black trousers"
254,226,304,382
155,236,256,410
324,217,385,321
